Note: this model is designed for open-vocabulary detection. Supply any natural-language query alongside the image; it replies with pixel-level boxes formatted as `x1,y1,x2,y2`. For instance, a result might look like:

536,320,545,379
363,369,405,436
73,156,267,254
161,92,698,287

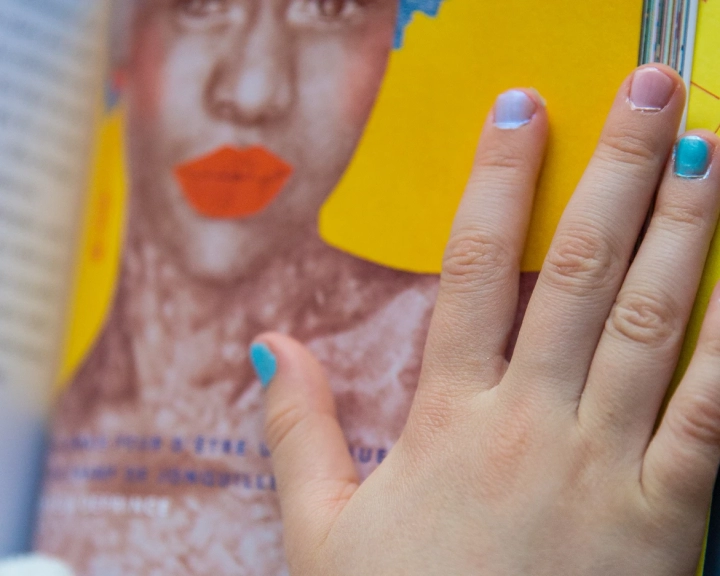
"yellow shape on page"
319,0,644,274
687,1,720,134
57,108,127,387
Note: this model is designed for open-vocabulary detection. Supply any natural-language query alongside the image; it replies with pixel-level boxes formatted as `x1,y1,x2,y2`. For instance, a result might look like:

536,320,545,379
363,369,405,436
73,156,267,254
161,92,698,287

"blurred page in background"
0,0,106,557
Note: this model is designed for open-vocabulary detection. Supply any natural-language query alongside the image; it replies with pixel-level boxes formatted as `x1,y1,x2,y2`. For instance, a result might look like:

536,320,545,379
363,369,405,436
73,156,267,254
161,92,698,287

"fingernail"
250,343,277,389
494,90,538,129
674,135,712,179
629,67,676,111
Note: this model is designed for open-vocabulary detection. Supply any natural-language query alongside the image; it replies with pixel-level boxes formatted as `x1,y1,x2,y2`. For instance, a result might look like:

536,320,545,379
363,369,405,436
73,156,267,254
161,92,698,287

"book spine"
639,0,700,129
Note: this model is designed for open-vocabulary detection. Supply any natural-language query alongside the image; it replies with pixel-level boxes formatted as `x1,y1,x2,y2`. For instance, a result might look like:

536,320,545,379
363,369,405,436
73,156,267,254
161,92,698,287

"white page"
0,0,107,556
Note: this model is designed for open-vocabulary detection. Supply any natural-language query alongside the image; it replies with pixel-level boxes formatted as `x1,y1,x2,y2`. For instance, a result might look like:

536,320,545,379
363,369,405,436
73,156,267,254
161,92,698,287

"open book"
1,0,719,574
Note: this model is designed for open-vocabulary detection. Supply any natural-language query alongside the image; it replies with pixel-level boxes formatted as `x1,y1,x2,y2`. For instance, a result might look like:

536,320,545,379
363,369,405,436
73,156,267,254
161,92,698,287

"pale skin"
256,64,720,575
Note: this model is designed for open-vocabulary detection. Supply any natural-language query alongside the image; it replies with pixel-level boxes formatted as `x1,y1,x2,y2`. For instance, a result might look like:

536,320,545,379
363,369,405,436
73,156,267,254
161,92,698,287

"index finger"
418,88,548,400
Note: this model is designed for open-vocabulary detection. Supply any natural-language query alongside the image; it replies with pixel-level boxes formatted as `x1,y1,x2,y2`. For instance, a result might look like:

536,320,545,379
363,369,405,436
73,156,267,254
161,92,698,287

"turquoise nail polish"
250,343,277,388
675,135,712,179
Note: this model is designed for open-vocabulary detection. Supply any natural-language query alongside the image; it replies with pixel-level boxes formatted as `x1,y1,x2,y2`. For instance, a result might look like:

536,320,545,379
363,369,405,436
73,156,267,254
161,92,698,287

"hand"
253,65,720,575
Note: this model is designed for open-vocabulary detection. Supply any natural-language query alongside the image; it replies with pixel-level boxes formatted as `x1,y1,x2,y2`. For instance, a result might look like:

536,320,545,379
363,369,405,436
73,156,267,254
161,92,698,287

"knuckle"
653,197,708,235
407,388,459,440
543,228,617,295
699,328,720,358
473,147,528,173
402,389,467,465
605,290,679,348
671,392,720,447
596,128,659,169
442,230,515,293
264,401,306,454
483,406,535,473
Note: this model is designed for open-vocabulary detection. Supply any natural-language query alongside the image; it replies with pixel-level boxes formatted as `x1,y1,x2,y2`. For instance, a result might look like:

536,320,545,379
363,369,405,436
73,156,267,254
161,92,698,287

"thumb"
250,333,359,552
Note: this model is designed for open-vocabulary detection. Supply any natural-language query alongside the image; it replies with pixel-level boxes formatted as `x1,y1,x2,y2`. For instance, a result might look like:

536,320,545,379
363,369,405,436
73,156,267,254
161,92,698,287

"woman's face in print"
124,0,398,280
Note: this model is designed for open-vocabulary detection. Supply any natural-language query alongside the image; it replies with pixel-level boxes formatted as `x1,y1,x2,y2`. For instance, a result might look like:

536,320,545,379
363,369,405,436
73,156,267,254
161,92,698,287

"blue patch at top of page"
394,0,445,49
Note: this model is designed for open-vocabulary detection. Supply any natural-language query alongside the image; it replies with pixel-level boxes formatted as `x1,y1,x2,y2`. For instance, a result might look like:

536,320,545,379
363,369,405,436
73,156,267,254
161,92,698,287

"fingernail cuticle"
674,136,712,179
250,343,278,389
494,90,537,130
528,87,547,108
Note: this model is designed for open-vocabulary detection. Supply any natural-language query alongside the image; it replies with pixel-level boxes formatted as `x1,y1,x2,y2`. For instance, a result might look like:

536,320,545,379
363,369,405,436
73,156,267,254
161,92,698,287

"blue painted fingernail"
494,90,538,130
675,135,712,179
250,343,277,389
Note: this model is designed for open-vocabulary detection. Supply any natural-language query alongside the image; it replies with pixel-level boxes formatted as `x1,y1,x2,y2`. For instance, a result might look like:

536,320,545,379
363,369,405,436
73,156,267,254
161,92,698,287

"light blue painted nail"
250,343,277,389
494,90,537,130
675,135,712,179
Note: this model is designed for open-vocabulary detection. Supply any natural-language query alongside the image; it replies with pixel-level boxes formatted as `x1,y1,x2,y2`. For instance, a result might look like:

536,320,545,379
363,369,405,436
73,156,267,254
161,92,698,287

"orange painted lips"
174,146,293,219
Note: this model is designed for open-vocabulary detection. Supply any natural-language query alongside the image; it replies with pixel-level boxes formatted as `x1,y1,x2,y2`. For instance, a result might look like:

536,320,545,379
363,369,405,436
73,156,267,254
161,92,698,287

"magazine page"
35,1,651,574
678,0,720,572
0,0,107,556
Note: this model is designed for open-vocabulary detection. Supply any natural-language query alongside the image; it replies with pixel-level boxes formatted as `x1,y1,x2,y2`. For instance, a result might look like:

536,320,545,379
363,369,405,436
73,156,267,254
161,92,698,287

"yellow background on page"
320,0,644,273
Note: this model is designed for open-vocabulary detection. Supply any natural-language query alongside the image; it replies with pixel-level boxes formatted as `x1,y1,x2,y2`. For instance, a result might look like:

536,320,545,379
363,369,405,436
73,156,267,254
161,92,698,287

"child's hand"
254,65,720,575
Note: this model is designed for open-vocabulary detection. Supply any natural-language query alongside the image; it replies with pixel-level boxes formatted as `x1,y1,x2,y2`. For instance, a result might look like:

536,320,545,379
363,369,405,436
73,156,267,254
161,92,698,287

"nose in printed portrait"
204,3,295,126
